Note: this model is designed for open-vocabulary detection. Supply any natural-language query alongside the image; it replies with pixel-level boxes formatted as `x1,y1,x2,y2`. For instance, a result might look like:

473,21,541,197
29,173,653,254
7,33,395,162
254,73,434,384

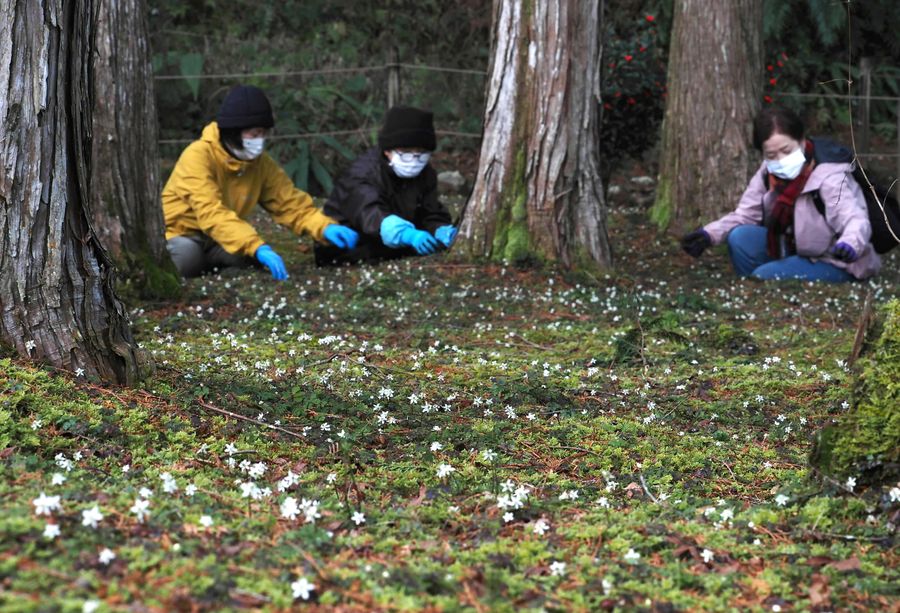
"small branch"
639,473,659,504
195,399,305,440
802,529,892,543
509,333,554,350
848,289,874,368
720,460,738,482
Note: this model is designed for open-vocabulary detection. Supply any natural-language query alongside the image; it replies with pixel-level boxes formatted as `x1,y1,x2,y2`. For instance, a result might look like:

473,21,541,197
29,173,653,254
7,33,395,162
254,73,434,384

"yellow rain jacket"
162,122,334,256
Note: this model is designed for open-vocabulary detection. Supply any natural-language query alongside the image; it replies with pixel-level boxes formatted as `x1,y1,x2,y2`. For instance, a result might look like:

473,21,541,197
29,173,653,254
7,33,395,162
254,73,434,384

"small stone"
438,170,467,193
607,185,623,196
630,176,655,187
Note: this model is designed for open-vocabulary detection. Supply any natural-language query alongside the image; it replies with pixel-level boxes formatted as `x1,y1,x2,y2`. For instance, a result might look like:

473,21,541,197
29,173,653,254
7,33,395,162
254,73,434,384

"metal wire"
158,128,482,146
154,66,386,81
153,63,487,81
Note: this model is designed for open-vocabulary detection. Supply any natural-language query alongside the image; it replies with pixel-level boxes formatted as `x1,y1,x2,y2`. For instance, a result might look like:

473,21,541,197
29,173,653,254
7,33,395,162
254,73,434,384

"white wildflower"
33,492,62,516
81,505,104,529
291,577,315,600
130,498,150,523
549,561,567,577
99,548,116,565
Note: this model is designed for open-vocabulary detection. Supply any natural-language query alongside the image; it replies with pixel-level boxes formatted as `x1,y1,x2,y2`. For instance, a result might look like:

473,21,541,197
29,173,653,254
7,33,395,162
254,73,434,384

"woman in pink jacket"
680,106,880,282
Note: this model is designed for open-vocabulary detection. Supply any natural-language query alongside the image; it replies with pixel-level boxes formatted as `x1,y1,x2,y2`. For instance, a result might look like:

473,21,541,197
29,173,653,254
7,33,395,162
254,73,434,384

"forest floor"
2,177,899,612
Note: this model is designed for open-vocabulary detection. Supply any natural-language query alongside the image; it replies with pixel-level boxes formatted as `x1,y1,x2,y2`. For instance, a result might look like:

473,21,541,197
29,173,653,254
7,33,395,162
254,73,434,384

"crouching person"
680,105,880,282
162,84,359,279
315,106,457,266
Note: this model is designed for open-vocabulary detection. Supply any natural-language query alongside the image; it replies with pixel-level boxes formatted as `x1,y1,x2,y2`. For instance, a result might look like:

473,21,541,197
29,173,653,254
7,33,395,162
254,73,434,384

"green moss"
811,300,900,482
650,174,673,231
119,249,182,302
491,147,533,265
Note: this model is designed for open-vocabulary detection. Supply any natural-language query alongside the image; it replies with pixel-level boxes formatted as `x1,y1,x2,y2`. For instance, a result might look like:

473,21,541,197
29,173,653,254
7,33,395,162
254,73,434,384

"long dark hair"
752,106,805,150
220,127,244,153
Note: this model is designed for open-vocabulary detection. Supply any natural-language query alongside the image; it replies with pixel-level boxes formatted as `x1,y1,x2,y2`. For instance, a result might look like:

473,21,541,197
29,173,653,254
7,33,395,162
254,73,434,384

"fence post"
859,57,872,155
387,47,400,108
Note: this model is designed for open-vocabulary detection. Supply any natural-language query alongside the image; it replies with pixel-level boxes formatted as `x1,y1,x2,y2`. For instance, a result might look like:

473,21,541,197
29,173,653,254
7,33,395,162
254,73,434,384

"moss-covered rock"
811,300,900,484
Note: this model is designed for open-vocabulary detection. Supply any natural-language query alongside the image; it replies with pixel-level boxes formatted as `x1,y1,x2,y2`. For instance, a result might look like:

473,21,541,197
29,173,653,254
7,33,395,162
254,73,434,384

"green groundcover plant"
1,200,898,611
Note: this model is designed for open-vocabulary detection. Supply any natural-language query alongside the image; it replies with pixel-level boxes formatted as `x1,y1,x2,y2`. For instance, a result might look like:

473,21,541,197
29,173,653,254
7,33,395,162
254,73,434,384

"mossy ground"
1,196,898,612
812,299,900,484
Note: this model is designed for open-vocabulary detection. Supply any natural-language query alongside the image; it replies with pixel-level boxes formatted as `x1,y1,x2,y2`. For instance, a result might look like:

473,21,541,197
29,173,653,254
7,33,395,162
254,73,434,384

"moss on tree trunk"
811,300,900,485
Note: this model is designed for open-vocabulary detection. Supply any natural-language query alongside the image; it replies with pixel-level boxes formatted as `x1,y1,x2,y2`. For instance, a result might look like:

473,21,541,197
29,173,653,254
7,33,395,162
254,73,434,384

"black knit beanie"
217,85,275,129
378,106,436,151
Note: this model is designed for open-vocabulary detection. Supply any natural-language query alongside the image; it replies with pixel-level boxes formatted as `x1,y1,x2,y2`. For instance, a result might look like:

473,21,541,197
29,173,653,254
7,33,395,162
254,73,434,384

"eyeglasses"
393,151,431,163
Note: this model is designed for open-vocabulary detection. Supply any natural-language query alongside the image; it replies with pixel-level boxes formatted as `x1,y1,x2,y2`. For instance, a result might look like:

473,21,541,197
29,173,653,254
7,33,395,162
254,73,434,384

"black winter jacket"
323,148,452,240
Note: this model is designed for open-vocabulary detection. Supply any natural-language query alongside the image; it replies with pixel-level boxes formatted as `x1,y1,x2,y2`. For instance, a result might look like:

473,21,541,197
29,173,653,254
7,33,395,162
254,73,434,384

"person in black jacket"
314,106,456,266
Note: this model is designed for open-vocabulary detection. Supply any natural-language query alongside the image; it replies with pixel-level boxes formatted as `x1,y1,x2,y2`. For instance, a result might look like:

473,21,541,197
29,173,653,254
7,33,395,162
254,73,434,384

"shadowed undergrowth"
1,203,898,612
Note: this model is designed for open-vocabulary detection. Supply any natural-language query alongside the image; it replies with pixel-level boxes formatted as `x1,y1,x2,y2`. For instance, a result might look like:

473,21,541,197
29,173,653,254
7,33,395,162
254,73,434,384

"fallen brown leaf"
828,556,861,572
809,573,831,608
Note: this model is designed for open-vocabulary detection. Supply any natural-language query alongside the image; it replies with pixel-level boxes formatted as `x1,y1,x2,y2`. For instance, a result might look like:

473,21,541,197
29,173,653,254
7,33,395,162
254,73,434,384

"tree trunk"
458,0,611,269
651,0,764,231
91,0,180,299
0,0,142,384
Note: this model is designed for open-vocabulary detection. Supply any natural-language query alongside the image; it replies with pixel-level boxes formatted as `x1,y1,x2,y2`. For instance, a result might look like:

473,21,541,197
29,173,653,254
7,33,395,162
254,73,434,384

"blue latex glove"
829,241,858,263
323,224,359,250
255,244,288,280
434,225,458,247
380,214,440,254
404,229,440,254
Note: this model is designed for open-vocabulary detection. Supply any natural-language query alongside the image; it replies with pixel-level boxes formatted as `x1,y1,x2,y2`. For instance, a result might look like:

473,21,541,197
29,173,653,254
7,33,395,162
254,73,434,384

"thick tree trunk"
651,0,764,230
0,0,142,384
458,0,611,269
91,0,180,299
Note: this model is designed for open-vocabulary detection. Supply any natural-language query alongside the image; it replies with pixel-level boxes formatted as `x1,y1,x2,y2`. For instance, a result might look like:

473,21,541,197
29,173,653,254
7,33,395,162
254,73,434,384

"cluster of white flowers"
130,497,151,523
436,463,456,479
278,470,300,492
160,472,178,494
281,497,321,524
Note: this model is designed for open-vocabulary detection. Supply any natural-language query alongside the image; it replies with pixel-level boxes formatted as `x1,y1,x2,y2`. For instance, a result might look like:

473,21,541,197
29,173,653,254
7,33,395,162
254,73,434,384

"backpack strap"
811,190,826,218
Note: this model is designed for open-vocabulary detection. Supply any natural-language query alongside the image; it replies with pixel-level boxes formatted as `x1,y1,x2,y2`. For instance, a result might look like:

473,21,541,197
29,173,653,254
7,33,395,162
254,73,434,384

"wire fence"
153,62,899,179
774,88,900,180
153,61,488,147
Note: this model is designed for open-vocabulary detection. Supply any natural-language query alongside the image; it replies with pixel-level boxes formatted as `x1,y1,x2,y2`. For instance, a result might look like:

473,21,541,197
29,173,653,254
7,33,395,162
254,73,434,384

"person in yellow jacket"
162,85,359,279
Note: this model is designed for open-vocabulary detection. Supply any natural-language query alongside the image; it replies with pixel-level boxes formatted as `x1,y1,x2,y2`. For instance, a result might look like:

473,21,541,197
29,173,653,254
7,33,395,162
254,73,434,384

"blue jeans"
726,225,854,282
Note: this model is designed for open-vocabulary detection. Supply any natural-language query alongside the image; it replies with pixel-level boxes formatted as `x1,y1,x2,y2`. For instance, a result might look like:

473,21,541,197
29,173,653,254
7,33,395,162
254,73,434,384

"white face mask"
231,137,265,161
389,150,430,178
766,147,806,180
243,137,266,159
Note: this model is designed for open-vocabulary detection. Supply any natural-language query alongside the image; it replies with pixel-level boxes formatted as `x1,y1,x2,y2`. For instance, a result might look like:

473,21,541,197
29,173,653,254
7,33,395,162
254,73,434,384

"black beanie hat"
378,106,436,151
217,85,275,129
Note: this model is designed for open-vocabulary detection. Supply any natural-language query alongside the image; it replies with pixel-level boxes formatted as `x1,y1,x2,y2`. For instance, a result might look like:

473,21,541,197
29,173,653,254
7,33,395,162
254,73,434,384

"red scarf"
766,140,815,258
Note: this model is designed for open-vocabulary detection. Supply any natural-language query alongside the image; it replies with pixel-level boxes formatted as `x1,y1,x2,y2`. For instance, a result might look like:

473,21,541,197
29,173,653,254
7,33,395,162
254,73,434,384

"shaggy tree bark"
458,0,611,269
0,0,142,384
91,0,179,299
651,0,764,230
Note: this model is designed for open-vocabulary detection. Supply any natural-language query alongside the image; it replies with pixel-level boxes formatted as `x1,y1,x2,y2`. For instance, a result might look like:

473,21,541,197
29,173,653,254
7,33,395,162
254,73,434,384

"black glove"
680,228,711,258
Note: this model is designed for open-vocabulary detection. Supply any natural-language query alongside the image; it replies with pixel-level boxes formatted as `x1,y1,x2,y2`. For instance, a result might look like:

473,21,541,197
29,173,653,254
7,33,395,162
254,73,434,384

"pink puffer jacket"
704,161,881,279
